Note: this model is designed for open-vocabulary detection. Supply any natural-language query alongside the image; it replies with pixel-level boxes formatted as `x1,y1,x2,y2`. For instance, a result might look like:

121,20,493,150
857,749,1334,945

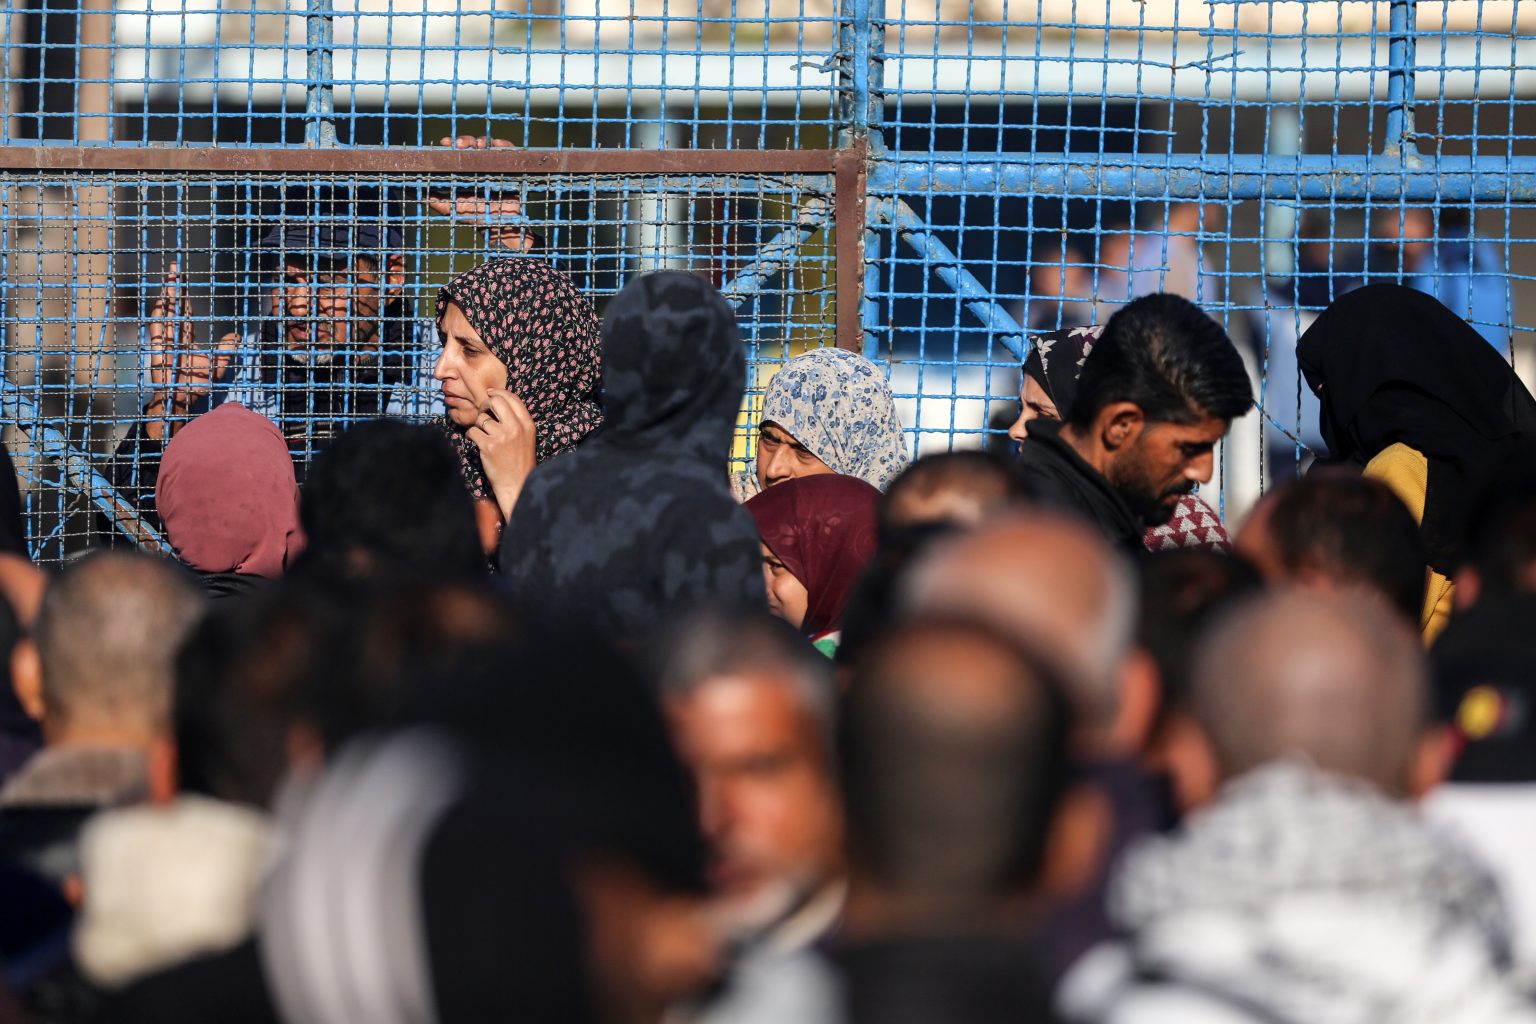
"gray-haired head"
655,608,835,744
901,512,1136,734
31,550,205,737
1190,587,1429,796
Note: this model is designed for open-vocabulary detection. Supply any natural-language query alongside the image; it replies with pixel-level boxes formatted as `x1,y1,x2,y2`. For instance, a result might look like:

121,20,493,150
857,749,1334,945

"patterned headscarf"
1021,325,1104,415
437,259,603,498
758,348,909,491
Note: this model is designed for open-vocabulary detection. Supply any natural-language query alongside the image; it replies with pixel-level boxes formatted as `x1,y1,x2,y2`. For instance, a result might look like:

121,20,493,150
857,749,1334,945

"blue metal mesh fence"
1,0,1534,558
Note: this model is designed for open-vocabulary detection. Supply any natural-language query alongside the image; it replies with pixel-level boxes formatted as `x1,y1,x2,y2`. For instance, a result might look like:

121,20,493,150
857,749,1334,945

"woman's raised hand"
468,388,538,523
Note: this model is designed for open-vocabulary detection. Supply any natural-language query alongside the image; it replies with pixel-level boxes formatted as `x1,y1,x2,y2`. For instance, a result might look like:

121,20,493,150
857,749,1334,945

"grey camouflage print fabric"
500,271,763,641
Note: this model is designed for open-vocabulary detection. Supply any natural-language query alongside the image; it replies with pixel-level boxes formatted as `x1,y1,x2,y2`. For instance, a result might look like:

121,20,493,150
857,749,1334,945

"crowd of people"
0,187,1533,1024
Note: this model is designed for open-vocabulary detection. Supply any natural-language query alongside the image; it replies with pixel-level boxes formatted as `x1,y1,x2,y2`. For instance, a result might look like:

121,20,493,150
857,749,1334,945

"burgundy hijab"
157,403,303,578
746,474,881,638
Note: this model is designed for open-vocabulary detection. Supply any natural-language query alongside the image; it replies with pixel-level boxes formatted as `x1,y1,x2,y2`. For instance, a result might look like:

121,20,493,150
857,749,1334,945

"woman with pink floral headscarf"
433,258,603,554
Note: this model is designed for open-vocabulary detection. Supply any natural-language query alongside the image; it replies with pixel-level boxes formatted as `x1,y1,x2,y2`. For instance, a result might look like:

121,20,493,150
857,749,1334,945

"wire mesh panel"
2,0,1536,558
867,0,1536,517
0,170,836,560
3,0,843,147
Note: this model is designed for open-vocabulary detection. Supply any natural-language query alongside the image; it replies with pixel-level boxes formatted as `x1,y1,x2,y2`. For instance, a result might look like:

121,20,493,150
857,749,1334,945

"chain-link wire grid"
2,0,1535,558
1,170,836,560
865,0,1536,517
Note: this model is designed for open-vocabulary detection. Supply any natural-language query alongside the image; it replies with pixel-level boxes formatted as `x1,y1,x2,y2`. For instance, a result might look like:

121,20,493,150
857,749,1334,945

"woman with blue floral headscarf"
740,348,909,500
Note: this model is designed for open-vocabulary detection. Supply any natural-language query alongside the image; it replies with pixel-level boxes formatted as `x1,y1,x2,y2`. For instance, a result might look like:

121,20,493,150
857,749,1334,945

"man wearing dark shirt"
1016,293,1253,557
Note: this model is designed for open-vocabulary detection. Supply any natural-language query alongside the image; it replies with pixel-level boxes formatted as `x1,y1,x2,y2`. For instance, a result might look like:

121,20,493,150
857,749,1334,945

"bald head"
1191,589,1428,795
843,619,1072,916
902,513,1134,726
31,551,205,737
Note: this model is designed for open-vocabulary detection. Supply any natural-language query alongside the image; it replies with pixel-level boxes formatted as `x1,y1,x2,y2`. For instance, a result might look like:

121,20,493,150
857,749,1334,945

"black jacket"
500,272,762,643
1015,420,1144,558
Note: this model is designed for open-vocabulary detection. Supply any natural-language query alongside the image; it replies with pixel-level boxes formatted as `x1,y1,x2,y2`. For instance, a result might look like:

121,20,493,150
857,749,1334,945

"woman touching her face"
434,259,603,554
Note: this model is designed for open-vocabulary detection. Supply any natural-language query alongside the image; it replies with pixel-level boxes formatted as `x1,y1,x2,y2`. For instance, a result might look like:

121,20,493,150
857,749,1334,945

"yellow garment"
1364,443,1455,644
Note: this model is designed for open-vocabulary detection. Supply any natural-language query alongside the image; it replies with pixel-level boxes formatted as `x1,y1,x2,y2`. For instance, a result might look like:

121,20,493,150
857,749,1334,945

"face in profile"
1109,415,1226,525
756,422,833,490
434,300,512,429
1007,372,1062,446
667,673,843,938
761,543,809,629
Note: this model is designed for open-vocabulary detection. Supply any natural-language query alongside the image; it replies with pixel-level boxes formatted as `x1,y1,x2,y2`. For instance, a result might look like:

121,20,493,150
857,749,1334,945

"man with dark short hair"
827,616,1080,1024
0,551,205,884
1236,469,1428,629
879,450,1029,537
1016,293,1252,557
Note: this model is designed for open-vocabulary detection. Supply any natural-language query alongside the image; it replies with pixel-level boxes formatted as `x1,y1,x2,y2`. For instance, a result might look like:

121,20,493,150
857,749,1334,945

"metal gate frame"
3,0,1534,550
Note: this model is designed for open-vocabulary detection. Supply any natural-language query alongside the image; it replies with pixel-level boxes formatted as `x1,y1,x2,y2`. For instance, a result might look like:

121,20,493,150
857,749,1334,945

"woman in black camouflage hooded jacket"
500,271,764,644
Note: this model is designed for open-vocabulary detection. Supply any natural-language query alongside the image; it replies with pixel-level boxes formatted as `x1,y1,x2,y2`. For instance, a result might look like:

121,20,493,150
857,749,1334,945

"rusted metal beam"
0,146,838,175
833,138,868,353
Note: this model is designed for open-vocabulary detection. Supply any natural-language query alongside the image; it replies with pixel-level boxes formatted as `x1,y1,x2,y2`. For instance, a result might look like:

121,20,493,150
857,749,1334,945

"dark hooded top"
1015,418,1145,558
499,272,763,642
1297,285,1536,575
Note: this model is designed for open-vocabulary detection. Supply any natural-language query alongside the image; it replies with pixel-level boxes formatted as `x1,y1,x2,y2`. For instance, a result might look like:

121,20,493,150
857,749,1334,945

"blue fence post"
1384,0,1421,164
304,0,336,147
837,0,884,354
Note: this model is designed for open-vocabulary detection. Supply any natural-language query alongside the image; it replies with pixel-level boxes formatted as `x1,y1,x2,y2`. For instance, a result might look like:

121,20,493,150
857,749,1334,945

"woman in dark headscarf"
745,474,881,658
434,258,603,554
1297,284,1536,641
156,403,303,600
500,272,763,643
1007,325,1233,553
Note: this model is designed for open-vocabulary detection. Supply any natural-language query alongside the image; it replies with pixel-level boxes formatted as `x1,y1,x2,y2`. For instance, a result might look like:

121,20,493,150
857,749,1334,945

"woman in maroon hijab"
745,474,881,657
156,403,303,600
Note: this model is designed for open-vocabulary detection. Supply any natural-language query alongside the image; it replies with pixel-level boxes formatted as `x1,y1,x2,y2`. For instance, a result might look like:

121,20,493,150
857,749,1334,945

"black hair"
1461,455,1536,597
1136,548,1264,729
1265,469,1427,627
1066,292,1252,430
294,419,485,582
879,450,1030,542
173,582,350,808
836,521,963,675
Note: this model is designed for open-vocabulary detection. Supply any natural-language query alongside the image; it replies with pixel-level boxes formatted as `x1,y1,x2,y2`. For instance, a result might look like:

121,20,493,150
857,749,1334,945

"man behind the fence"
111,184,532,529
110,187,422,525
